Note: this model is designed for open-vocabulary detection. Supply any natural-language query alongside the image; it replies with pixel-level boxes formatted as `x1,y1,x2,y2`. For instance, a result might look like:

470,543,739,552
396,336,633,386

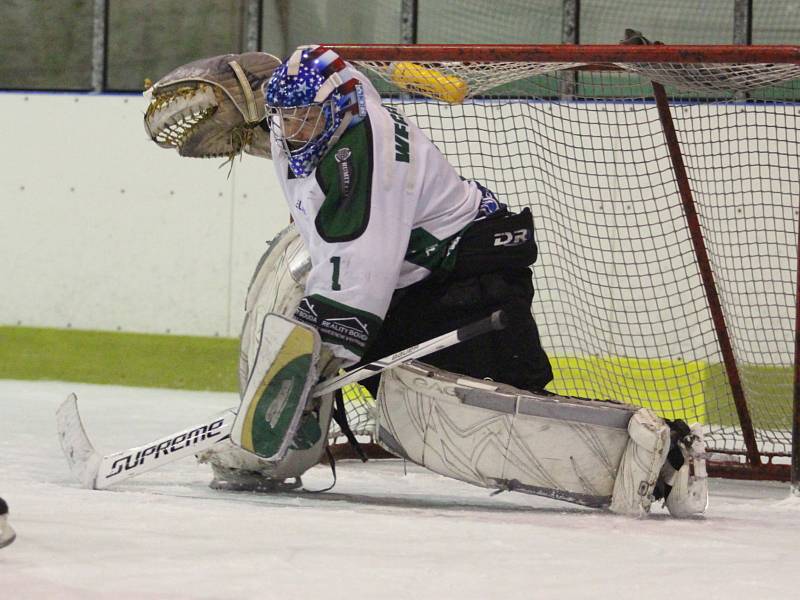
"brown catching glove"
143,52,280,159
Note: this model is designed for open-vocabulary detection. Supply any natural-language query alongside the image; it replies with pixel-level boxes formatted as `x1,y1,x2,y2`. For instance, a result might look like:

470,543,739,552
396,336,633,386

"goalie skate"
663,423,709,517
208,463,303,493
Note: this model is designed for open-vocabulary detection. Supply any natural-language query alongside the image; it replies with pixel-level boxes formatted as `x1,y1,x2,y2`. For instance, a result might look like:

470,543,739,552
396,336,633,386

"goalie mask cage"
327,44,800,484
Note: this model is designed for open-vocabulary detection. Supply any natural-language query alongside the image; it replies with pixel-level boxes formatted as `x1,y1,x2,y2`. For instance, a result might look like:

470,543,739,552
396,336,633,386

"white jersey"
270,68,482,363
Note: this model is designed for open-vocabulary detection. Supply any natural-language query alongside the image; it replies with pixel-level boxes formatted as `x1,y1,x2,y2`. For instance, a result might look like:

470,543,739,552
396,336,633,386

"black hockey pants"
358,211,553,395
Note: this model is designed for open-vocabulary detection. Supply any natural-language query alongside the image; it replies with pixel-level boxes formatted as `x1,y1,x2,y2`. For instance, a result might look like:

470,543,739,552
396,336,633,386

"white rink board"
1,92,797,357
1,379,799,599
0,92,288,337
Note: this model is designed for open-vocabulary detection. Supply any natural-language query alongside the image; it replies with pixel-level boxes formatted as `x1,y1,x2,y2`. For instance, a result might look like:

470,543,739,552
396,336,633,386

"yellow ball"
389,61,468,104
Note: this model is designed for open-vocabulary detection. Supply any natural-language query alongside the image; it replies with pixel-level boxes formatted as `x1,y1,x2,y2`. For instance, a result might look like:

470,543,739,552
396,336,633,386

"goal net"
328,44,800,481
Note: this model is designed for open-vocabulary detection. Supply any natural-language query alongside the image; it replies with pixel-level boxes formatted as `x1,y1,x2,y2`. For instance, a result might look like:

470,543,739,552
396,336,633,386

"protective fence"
2,1,799,91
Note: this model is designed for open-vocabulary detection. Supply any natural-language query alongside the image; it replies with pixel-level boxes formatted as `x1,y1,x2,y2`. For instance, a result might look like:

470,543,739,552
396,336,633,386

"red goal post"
325,44,800,485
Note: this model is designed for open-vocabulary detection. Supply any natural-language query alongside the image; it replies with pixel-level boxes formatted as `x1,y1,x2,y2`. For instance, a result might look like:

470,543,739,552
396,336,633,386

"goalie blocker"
376,361,708,517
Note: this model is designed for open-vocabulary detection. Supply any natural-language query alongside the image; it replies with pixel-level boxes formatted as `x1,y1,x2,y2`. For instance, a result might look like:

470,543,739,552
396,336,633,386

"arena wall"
0,92,288,337
1,91,796,359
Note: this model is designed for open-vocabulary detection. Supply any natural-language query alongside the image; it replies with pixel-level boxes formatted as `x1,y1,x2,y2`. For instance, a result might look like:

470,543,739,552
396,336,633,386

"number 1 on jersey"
330,256,342,291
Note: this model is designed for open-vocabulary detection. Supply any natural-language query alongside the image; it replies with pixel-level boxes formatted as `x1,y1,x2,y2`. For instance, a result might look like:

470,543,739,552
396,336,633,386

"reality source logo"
322,316,370,342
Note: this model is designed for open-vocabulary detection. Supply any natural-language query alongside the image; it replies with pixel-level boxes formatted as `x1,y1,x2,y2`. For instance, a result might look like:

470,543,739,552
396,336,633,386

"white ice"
1,379,798,600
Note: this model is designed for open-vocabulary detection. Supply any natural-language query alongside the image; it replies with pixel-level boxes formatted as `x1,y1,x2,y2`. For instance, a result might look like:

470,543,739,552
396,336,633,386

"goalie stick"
57,310,507,490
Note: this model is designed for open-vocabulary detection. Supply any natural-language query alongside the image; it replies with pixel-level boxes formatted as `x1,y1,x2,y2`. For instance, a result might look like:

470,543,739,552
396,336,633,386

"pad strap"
331,389,368,462
227,60,260,123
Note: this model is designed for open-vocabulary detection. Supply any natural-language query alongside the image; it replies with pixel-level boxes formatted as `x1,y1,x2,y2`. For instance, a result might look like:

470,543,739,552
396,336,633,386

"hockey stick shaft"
58,310,506,489
311,309,507,396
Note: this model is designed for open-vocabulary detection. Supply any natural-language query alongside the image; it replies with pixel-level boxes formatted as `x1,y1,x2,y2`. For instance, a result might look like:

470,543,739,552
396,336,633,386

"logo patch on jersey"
493,228,530,247
335,147,354,205
385,105,410,163
296,298,318,321
293,294,382,357
322,316,370,343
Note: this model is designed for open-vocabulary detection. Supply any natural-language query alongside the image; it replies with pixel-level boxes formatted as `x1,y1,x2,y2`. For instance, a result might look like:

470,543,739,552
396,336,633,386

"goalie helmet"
265,45,366,177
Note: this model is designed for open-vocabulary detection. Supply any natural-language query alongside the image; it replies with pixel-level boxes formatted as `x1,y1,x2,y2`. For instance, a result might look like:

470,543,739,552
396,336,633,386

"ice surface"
1,380,798,599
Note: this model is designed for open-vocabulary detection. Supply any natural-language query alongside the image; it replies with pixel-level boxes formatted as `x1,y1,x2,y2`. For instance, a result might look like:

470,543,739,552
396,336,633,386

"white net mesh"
356,60,800,100
618,62,800,93
340,54,800,468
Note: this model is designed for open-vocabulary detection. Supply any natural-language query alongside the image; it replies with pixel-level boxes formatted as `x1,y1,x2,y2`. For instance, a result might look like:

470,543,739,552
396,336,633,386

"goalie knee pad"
609,408,671,516
239,225,310,394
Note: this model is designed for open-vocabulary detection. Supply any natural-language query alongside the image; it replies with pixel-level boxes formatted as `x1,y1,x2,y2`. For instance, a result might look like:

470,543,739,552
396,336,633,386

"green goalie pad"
231,314,321,462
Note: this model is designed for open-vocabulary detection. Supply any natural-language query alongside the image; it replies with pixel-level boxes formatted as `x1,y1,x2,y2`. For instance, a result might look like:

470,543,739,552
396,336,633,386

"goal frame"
328,43,800,486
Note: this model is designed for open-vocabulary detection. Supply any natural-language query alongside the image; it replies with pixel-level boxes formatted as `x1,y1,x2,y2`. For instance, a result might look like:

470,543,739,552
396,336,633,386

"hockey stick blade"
56,393,103,489
57,310,506,489
92,409,235,489
58,397,236,490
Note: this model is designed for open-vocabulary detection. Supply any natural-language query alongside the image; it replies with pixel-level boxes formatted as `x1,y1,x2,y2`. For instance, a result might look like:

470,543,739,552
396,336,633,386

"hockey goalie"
143,46,708,517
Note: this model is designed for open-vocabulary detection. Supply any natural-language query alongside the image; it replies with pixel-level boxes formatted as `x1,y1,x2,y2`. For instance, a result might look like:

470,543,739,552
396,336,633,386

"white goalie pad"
197,225,336,484
375,362,640,508
239,224,310,394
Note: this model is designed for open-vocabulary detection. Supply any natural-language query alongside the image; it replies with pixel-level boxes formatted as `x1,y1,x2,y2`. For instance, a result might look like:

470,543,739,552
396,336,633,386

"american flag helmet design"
265,45,365,177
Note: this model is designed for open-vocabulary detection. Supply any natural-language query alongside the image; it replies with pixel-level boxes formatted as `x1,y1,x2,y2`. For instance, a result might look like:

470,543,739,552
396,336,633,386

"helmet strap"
326,112,354,152
287,45,317,76
314,72,345,103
